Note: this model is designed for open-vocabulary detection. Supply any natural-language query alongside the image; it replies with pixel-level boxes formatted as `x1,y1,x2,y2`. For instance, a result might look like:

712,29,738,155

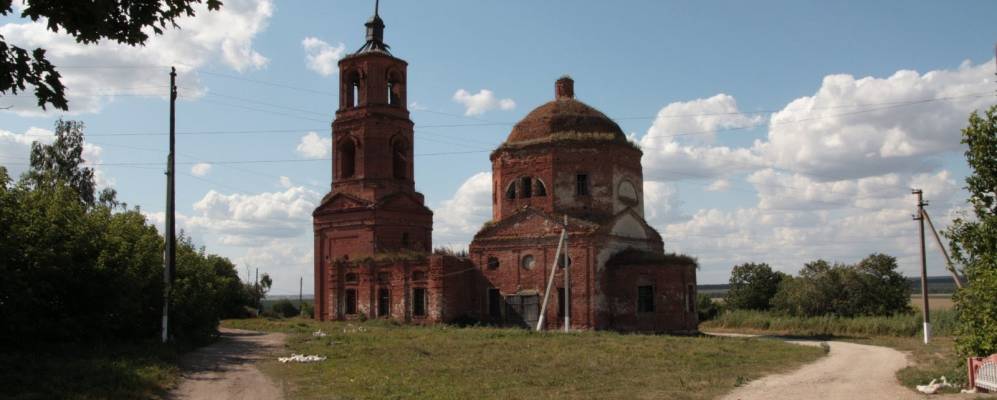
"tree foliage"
947,104,997,357
770,255,911,317
0,0,221,110
724,263,785,311
0,119,250,346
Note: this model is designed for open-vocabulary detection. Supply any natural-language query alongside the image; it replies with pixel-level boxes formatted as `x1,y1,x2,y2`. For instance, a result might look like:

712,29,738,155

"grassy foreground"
223,318,824,400
0,342,180,400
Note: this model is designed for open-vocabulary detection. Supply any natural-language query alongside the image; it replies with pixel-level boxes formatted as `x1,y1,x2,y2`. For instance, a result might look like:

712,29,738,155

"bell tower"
315,3,433,260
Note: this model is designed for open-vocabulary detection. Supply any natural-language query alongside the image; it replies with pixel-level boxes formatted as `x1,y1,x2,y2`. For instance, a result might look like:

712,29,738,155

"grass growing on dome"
223,317,823,400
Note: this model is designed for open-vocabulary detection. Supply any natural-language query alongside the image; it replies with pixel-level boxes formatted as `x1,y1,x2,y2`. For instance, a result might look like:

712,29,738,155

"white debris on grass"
916,376,953,394
278,354,327,363
312,330,327,337
342,324,367,334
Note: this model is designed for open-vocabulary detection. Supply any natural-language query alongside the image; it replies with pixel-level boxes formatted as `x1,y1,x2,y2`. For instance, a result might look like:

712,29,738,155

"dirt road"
168,328,287,400
718,335,970,400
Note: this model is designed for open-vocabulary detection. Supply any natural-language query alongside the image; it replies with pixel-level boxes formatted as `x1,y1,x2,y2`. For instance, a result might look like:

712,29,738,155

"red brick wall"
603,263,698,333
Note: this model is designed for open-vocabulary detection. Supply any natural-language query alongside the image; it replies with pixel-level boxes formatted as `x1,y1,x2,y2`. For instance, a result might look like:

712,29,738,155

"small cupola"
555,75,574,100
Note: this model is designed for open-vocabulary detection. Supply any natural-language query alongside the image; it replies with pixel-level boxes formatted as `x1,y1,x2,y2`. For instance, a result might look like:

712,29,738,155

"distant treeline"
699,275,958,298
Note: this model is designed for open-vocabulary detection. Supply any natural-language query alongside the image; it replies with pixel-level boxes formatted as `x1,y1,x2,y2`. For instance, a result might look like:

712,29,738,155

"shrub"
724,263,785,311
300,301,314,318
272,299,300,318
703,309,957,337
696,293,721,321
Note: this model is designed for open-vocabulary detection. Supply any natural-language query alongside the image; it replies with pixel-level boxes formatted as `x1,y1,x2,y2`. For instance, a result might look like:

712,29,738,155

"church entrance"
505,294,539,328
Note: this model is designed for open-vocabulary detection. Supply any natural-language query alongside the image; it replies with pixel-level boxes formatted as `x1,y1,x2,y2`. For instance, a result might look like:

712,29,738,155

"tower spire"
356,0,390,54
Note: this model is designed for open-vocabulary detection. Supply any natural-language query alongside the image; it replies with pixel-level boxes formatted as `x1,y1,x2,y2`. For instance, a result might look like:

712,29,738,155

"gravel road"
717,334,980,400
168,328,286,400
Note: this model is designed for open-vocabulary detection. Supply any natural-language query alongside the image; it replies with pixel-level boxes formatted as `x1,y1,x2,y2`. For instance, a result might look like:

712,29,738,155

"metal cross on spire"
375,0,380,17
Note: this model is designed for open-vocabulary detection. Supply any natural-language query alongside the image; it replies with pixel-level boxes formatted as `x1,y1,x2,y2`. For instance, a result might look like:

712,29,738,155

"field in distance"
222,318,824,400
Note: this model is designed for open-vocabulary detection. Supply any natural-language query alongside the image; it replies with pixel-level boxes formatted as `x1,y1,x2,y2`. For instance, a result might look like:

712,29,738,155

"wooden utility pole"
912,189,930,344
161,67,177,344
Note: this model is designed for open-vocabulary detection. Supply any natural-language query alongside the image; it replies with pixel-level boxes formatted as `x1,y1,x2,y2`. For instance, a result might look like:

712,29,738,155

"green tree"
947,104,997,357
25,119,101,205
724,262,786,310
0,0,221,110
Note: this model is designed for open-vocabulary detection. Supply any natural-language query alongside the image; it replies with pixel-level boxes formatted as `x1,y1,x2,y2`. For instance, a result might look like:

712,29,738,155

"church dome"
504,77,626,146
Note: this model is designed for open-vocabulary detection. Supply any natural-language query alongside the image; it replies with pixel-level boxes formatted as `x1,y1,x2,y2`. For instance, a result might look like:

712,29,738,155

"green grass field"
222,318,824,400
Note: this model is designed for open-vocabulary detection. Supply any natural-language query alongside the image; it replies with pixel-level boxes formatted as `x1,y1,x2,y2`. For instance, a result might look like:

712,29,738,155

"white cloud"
187,186,320,245
296,131,331,159
302,37,346,77
754,59,996,180
643,181,687,226
452,89,516,116
705,179,730,192
190,162,212,177
0,0,274,116
279,176,293,189
433,172,493,247
639,94,766,182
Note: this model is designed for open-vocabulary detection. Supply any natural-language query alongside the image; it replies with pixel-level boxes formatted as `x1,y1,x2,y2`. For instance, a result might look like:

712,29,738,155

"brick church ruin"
313,8,698,333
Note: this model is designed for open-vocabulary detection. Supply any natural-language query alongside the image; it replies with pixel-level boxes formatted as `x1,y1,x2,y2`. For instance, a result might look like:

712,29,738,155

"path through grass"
224,318,823,400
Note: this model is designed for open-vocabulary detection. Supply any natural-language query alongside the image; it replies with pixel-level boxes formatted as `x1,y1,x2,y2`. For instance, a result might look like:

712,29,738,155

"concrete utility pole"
912,189,930,344
161,67,177,344
563,215,570,332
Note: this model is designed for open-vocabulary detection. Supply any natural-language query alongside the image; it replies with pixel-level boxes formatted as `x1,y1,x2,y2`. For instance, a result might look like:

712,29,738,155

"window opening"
345,289,357,314
637,285,655,313
413,288,426,317
535,179,547,196
521,176,532,198
377,288,390,317
488,288,502,318
576,174,589,196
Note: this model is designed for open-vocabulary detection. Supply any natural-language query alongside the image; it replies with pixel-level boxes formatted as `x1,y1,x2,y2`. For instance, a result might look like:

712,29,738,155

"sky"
0,0,995,294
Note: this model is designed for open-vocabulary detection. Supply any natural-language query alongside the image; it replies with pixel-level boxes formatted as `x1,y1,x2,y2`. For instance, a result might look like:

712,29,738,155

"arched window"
338,139,357,178
520,176,532,198
391,137,408,179
487,257,500,270
386,70,403,106
352,82,360,107
344,70,361,108
534,179,547,196
505,181,516,200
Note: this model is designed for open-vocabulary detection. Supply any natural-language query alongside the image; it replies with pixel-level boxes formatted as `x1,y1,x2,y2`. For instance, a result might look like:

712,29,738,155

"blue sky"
0,1,995,294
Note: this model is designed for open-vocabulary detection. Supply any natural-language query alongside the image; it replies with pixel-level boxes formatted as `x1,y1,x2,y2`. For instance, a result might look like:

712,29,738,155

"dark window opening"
535,179,547,196
339,140,356,178
687,284,695,313
637,285,655,313
344,272,358,283
392,139,407,179
488,288,502,318
505,182,516,199
377,288,390,317
558,254,572,268
413,288,426,317
345,289,357,315
576,174,589,196
520,176,532,198
377,272,390,285
486,257,500,270
387,82,394,105
401,232,410,247
557,287,567,318
412,270,426,281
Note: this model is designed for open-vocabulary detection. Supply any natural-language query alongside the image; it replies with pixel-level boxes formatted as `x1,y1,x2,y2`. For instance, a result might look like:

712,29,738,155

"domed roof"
504,77,626,146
